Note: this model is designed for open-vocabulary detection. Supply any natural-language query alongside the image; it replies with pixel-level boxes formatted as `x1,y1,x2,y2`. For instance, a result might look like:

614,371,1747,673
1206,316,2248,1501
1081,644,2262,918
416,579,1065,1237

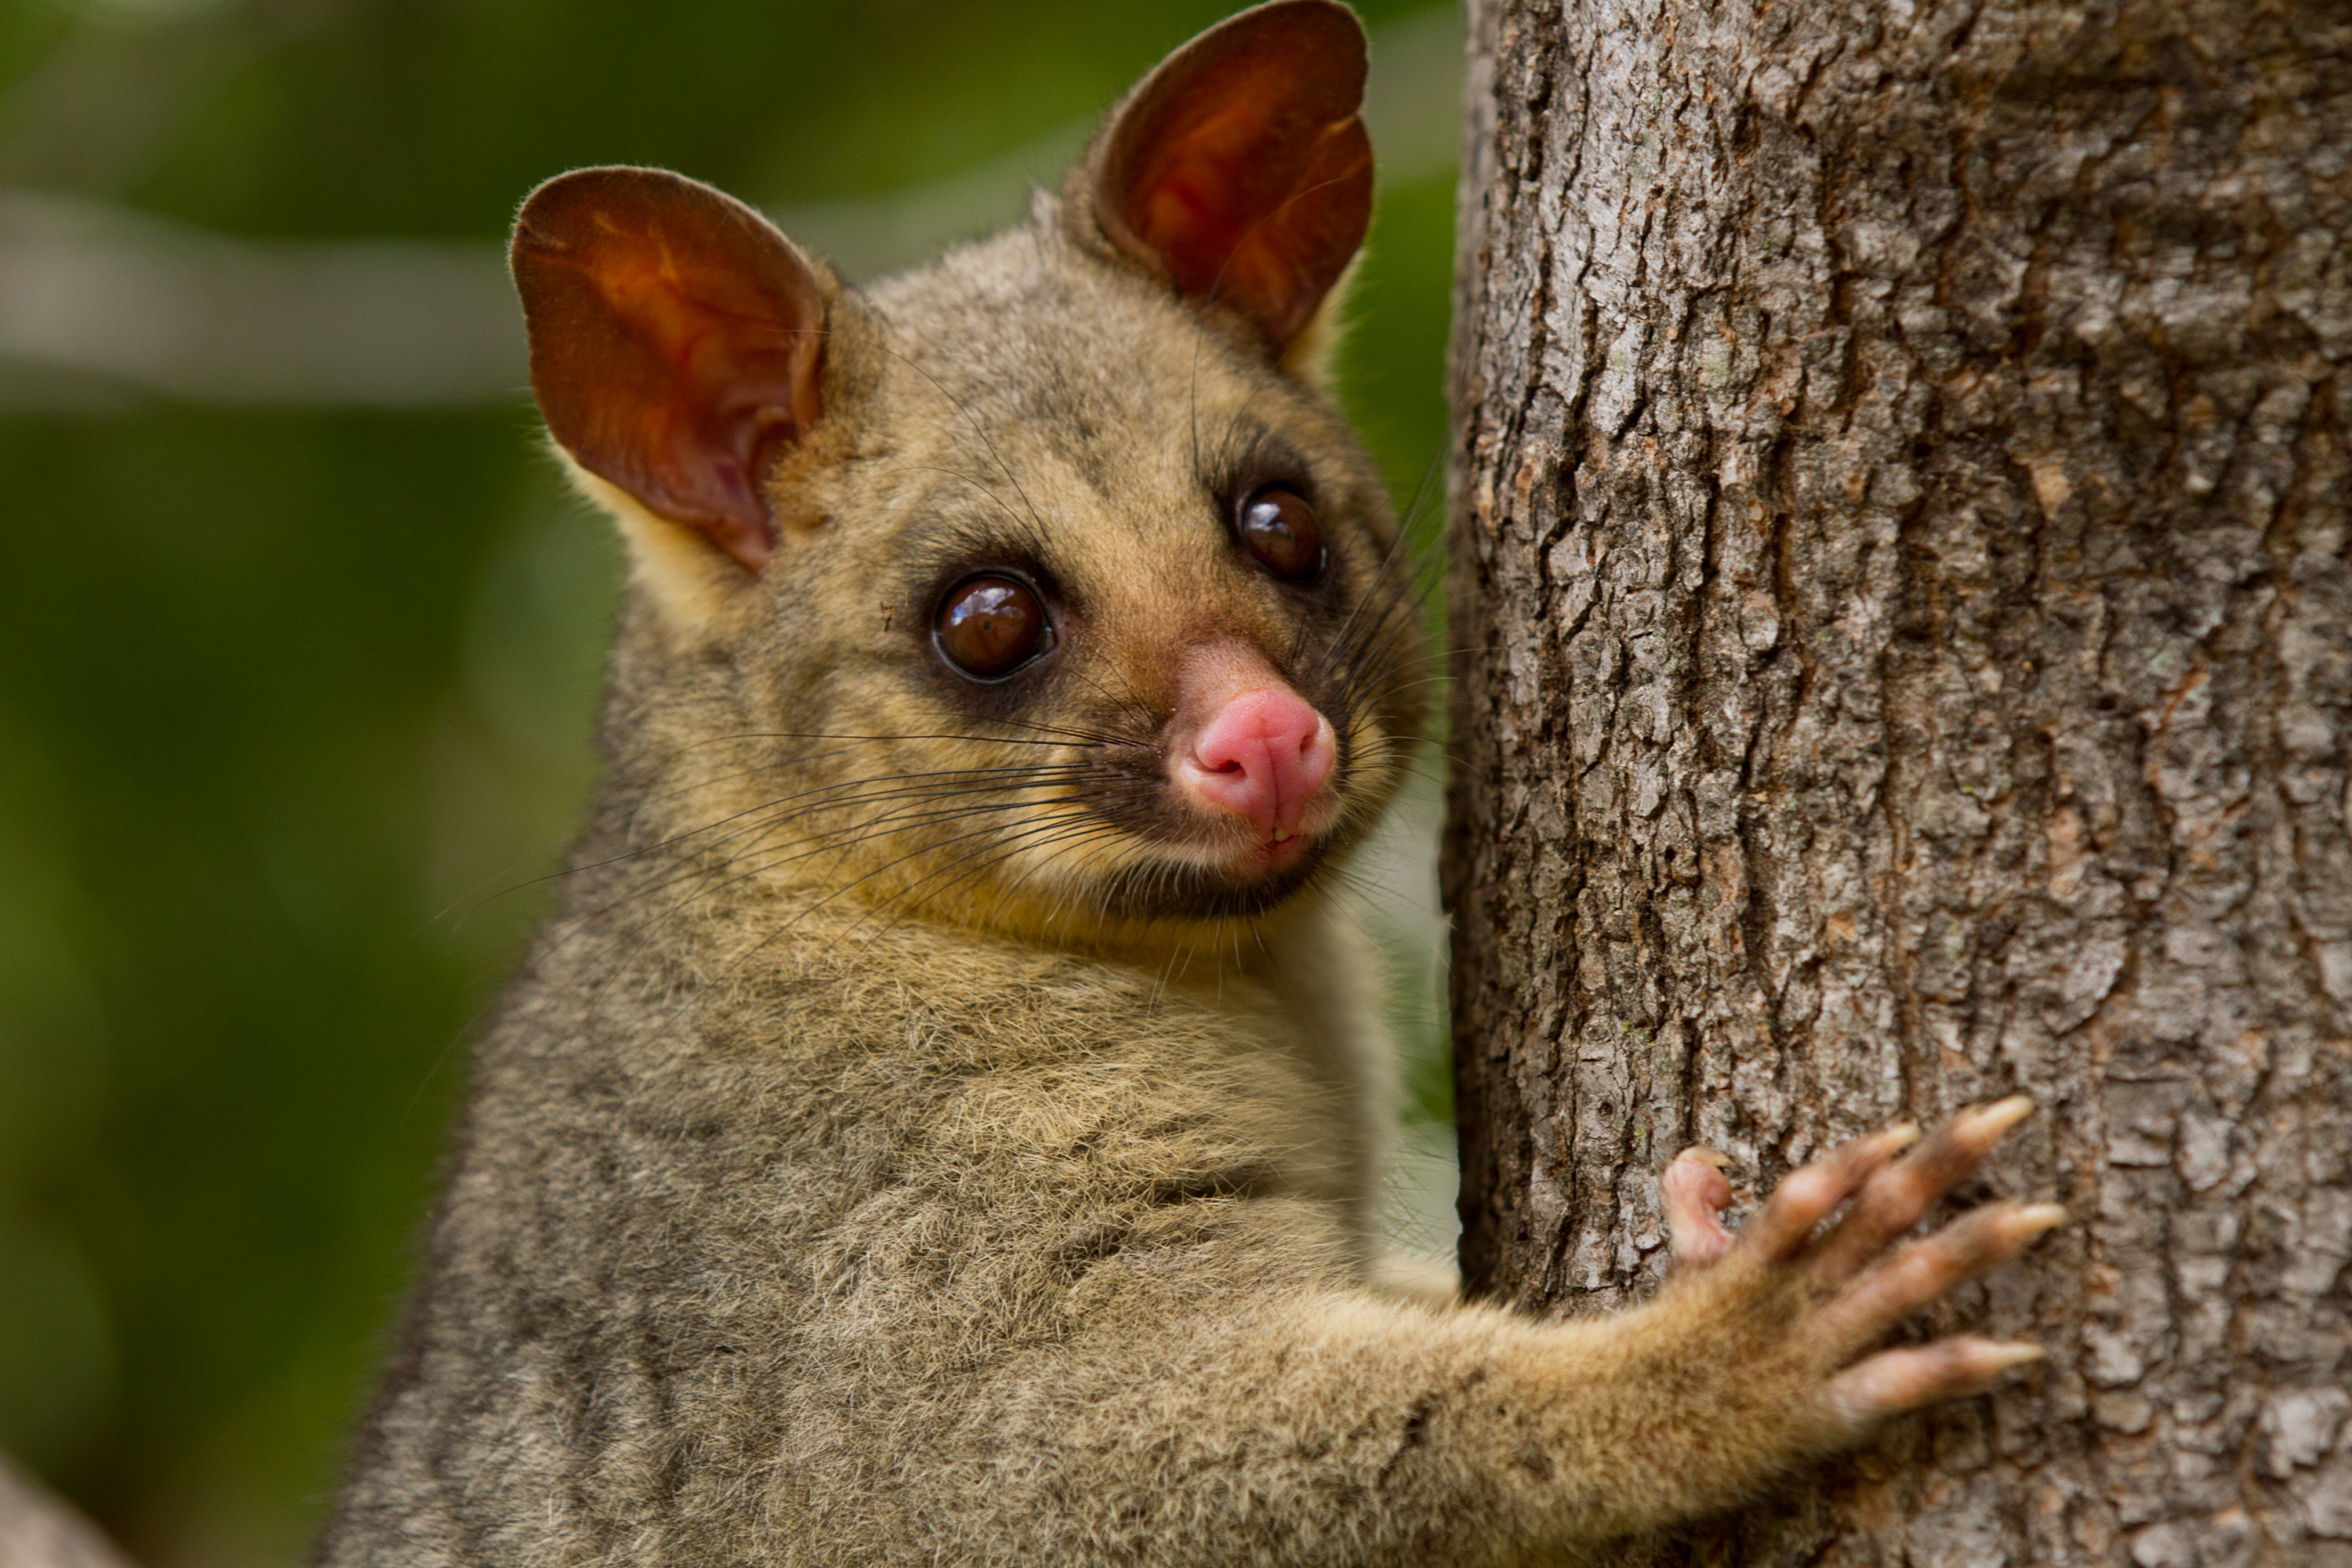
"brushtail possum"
318,3,2063,1562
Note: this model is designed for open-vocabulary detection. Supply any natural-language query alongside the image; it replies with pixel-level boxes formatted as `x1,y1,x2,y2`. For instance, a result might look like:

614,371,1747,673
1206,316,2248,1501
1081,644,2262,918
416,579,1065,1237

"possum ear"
510,166,826,579
1079,0,1372,354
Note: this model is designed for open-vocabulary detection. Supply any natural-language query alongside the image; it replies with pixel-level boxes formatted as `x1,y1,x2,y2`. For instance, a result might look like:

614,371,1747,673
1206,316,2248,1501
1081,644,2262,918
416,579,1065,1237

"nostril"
1177,686,1336,841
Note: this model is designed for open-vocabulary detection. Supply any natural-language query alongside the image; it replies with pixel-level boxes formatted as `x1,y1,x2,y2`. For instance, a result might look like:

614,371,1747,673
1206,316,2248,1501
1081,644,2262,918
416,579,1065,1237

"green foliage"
0,3,1455,1561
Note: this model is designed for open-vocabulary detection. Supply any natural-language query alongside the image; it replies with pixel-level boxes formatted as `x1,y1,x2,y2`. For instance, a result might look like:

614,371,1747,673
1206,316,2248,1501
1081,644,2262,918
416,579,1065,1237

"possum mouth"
1091,836,1331,921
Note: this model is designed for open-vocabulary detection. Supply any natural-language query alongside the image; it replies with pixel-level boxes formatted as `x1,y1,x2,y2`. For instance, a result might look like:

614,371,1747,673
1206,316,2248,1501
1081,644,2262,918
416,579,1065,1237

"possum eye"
935,574,1052,680
1236,485,1325,581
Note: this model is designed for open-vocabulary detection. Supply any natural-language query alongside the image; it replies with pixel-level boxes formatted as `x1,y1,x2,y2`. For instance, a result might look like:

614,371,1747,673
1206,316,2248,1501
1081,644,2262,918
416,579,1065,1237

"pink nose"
1177,684,1337,842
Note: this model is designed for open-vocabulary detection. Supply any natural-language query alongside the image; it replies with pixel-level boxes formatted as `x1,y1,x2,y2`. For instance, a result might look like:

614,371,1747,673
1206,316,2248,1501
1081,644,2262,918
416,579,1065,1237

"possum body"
317,5,2063,1563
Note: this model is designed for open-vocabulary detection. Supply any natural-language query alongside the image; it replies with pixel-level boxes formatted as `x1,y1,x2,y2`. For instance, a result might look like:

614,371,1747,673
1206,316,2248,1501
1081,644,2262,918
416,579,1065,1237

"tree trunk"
1443,2,2352,1564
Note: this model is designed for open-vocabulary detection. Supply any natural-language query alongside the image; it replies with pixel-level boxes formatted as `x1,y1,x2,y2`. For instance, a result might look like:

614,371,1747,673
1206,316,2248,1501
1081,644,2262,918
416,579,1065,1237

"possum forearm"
949,1287,1842,1565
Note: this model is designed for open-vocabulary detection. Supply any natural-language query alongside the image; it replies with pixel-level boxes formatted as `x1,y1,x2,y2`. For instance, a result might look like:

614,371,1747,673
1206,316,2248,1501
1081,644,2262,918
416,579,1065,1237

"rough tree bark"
1443,2,2352,1564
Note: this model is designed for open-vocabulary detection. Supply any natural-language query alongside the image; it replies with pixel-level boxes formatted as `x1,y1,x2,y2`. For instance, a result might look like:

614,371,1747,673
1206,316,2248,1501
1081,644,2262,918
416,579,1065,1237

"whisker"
895,463,1038,541
869,339,1057,554
710,729,1107,749
728,808,1112,974
842,814,1127,949
559,771,1094,965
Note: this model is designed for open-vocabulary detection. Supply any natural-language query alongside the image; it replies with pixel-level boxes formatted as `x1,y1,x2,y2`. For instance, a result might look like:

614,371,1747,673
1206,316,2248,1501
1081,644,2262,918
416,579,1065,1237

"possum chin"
1095,844,1332,923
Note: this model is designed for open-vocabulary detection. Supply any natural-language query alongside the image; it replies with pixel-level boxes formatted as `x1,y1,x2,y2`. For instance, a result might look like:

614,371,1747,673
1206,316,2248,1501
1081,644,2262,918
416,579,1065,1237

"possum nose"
1178,684,1336,843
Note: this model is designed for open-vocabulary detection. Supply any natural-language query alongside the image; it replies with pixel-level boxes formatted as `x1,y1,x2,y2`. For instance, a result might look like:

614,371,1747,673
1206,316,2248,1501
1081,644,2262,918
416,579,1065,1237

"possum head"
510,0,1424,949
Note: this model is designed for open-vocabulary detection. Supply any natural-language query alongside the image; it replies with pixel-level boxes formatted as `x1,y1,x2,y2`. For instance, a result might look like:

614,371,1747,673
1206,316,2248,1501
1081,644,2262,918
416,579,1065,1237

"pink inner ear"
1129,116,1370,348
1096,2,1373,350
512,168,827,575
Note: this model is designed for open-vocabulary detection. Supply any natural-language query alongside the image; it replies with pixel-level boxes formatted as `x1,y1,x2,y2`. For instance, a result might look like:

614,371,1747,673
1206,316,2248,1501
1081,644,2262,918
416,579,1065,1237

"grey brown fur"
318,5,2063,1563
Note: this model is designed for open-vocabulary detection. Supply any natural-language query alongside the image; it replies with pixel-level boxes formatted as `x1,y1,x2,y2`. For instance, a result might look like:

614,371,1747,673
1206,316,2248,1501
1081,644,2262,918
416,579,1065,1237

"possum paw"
1660,1098,2064,1432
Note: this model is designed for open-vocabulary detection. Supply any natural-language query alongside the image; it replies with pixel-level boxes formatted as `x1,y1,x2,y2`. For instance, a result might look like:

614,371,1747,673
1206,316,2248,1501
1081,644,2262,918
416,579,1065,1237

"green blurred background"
0,1,1457,1562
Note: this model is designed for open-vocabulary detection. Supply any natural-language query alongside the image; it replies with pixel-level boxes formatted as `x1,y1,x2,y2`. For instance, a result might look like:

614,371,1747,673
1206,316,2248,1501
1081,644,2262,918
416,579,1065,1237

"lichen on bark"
1444,2,2352,1562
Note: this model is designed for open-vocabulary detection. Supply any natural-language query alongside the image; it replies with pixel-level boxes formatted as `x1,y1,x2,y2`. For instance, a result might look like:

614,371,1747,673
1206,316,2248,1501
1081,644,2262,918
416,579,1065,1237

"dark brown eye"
934,574,1051,680
1236,485,1325,580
